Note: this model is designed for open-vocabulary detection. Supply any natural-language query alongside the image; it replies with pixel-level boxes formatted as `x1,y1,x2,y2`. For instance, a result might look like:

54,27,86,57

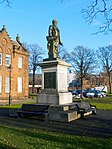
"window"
0,53,2,65
0,76,2,93
5,76,10,92
18,77,22,92
18,57,22,68
6,54,11,66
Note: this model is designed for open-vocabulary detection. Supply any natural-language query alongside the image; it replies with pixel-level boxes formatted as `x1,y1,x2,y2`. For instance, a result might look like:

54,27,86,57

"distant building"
0,25,29,102
29,74,42,93
68,72,111,92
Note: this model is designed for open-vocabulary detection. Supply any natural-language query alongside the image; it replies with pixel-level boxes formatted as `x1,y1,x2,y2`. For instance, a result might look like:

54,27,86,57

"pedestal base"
48,103,80,122
37,89,72,105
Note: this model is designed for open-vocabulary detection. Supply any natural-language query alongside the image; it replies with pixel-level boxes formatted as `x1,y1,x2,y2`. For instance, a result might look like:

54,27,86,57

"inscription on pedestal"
44,72,56,89
58,66,67,91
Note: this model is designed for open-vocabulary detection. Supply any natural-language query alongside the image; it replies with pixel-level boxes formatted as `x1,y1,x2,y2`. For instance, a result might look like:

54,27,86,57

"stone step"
49,103,78,112
48,109,78,122
49,105,69,112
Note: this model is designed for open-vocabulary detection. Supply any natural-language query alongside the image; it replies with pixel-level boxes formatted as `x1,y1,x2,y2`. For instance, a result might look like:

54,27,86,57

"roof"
12,40,20,48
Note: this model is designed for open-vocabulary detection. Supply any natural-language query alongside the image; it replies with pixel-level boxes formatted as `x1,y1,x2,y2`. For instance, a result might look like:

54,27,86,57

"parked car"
100,91,106,97
83,90,89,97
94,90,103,97
68,90,80,99
86,90,95,98
86,90,105,98
72,90,81,99
76,90,85,96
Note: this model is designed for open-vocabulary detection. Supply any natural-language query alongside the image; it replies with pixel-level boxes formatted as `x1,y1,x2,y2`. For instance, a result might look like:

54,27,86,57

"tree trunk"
32,68,36,93
80,77,83,99
108,73,112,93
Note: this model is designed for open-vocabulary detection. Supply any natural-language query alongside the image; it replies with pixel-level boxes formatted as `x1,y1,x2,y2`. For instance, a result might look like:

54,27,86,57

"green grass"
0,104,22,109
0,97,112,148
106,93,112,96
84,97,112,110
0,102,35,109
29,93,38,100
0,125,112,149
1,97,112,110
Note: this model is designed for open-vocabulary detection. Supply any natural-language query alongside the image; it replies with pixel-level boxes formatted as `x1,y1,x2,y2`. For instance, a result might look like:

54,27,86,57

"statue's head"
52,19,58,26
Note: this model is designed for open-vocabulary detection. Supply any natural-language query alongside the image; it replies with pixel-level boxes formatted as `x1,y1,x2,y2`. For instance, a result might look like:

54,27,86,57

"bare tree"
82,0,112,34
61,0,112,34
69,46,96,97
97,45,112,93
0,0,11,7
58,46,69,61
27,44,44,93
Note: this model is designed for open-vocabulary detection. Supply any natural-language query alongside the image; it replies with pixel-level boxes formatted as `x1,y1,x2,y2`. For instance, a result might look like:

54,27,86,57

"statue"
46,19,63,59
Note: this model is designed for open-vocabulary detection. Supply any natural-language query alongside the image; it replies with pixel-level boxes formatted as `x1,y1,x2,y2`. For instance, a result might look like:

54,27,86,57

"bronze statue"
46,19,63,59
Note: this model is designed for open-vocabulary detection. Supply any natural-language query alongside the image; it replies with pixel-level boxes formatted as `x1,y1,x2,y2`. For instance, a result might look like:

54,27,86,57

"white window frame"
18,57,22,68
0,76,2,93
6,54,11,66
18,77,22,92
5,76,10,93
0,53,2,65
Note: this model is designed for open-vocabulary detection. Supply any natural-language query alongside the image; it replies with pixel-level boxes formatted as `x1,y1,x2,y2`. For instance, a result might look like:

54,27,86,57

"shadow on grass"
0,125,112,149
0,107,19,117
0,108,10,116
1,108,112,139
0,143,16,149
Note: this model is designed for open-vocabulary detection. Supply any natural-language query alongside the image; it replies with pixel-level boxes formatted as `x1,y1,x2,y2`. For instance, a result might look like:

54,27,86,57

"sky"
0,0,112,57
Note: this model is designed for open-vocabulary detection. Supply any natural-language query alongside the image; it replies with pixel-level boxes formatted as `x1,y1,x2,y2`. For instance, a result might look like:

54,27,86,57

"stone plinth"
48,103,80,122
37,58,72,105
37,89,72,105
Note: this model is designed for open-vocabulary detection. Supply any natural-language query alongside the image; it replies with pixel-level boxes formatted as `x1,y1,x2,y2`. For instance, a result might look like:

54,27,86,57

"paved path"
0,109,112,138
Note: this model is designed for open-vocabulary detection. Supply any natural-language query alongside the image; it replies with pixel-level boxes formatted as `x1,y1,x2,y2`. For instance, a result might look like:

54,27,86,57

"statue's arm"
58,29,63,46
48,25,53,37
46,25,53,41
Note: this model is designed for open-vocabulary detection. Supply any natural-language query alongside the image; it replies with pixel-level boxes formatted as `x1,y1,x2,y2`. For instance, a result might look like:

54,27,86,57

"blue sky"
0,0,112,56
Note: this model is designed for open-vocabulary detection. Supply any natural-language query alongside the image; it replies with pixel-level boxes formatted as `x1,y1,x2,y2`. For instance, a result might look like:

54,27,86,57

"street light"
8,65,12,105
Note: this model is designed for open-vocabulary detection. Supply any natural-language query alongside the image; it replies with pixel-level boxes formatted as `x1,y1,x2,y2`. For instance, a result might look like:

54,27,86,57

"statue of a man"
46,19,63,59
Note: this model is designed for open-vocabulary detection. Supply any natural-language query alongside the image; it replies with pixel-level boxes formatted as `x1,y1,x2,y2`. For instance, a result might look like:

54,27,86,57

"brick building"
0,25,29,102
68,73,109,91
29,74,42,93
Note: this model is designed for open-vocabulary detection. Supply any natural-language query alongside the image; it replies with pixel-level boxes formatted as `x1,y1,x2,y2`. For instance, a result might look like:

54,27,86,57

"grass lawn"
1,96,112,110
0,124,112,149
0,97,112,149
0,102,35,109
29,93,38,100
84,97,112,110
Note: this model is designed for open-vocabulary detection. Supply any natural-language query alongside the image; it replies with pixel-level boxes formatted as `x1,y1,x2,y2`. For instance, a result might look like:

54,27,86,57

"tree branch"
0,0,11,7
82,0,112,34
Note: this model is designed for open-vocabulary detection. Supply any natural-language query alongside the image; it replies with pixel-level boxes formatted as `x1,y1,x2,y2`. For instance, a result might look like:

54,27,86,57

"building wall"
0,26,29,100
68,75,109,91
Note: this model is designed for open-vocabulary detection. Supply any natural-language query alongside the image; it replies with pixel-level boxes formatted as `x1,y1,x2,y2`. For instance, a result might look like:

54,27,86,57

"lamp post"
8,65,12,105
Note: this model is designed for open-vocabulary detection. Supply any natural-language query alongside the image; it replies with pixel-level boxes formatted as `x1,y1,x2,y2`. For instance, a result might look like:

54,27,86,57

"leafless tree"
61,0,112,34
69,46,96,96
58,46,69,61
97,45,112,93
0,0,11,7
82,0,112,34
26,44,44,93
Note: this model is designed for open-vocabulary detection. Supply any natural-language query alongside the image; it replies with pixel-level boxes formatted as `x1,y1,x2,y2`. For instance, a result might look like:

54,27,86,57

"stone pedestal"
37,58,75,122
37,89,72,105
37,58,72,105
48,103,80,122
